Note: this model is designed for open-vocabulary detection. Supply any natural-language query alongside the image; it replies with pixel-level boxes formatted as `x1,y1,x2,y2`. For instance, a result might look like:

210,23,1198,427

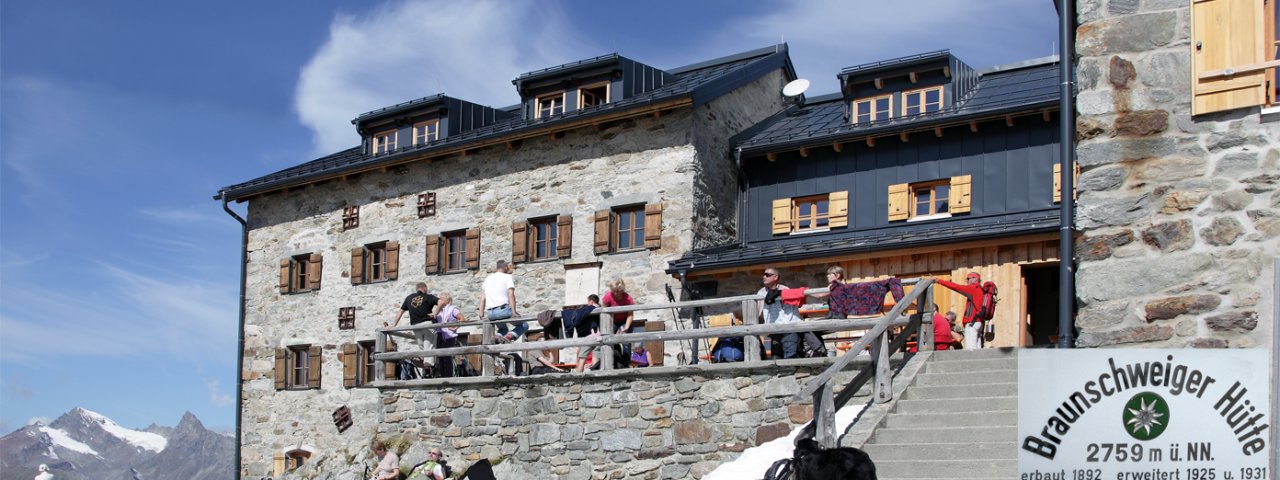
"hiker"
406,447,449,480
370,440,400,480
758,267,802,359
630,343,651,367
601,278,636,360
936,272,989,349
570,294,601,372
433,293,463,377
479,260,525,343
389,282,440,375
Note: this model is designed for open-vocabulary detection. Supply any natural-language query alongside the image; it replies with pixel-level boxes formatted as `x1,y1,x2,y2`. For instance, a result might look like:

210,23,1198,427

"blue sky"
0,0,1057,433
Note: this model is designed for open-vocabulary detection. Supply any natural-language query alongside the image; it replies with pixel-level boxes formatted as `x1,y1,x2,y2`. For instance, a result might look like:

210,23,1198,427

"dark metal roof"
666,210,1061,273
737,57,1060,154
217,44,793,201
838,49,951,78
513,53,621,85
351,93,447,125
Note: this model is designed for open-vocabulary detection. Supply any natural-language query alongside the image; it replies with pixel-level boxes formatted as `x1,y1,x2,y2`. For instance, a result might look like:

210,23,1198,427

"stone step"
882,411,1017,429
890,396,1017,414
870,425,1016,444
931,347,1019,362
923,357,1017,374
902,382,1017,400
874,459,1017,479
914,369,1017,387
861,441,1017,461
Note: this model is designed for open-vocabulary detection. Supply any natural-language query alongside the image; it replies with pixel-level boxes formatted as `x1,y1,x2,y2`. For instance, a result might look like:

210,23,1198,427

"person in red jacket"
936,272,988,349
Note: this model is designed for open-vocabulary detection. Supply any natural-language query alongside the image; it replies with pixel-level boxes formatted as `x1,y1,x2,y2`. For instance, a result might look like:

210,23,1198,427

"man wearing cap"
936,272,988,349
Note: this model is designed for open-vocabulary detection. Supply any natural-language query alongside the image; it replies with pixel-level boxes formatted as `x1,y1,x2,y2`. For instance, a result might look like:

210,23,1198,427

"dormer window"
852,94,893,125
536,93,565,118
412,120,439,145
578,81,610,109
902,86,943,116
372,130,397,155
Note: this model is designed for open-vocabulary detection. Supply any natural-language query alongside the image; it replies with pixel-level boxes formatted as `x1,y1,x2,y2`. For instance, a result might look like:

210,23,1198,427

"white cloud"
205,379,233,407
137,207,219,224
295,0,590,154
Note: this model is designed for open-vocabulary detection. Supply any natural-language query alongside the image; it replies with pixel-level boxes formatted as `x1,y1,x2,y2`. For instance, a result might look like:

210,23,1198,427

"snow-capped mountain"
0,408,231,480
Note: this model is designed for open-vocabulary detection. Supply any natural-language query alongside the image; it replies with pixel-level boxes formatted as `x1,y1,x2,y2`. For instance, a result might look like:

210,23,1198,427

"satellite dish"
782,78,810,98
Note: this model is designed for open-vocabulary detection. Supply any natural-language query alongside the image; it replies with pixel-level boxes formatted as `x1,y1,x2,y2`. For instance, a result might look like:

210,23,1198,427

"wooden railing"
372,279,936,447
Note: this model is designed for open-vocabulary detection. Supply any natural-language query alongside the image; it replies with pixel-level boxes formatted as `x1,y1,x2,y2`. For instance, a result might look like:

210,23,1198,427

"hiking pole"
664,284,696,363
677,272,712,364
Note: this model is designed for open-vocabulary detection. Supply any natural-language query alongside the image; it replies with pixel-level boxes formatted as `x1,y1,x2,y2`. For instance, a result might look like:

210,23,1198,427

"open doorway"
1023,264,1061,346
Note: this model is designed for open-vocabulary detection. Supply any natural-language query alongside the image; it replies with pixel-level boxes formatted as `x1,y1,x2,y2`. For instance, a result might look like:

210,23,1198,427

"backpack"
976,281,998,321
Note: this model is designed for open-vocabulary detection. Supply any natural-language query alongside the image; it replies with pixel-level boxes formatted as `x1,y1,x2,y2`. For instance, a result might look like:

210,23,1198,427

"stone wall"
282,366,858,480
1073,0,1278,348
237,71,787,475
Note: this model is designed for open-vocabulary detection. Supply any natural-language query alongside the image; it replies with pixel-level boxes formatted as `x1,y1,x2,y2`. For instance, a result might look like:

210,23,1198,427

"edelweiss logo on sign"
1019,349,1270,480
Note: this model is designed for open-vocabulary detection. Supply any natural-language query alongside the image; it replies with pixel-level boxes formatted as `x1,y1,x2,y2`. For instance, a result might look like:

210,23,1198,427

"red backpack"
976,281,998,321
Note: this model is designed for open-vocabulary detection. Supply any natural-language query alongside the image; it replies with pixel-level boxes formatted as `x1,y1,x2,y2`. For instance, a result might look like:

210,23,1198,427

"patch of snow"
77,408,167,453
39,426,99,457
702,402,866,480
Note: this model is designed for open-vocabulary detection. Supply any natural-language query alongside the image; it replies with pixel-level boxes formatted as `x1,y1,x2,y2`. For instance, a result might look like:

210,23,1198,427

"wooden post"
481,315,495,377
742,299,761,362
920,283,936,352
813,382,836,448
599,312,614,370
873,331,892,403
374,332,386,382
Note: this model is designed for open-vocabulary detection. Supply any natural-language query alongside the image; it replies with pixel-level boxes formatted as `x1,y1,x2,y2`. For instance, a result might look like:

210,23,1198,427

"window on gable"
351,242,398,285
902,86,943,116
275,345,321,390
536,93,564,118
412,120,439,145
372,130,397,155
280,253,322,294
771,192,848,235
912,181,950,218
444,230,467,272
578,82,610,109
887,176,971,222
852,94,893,124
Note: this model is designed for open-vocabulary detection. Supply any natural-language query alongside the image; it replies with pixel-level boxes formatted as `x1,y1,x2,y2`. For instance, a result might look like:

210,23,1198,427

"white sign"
1019,349,1271,480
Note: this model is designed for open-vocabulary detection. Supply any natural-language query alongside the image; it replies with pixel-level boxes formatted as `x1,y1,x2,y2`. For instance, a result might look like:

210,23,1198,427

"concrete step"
902,382,1017,400
881,411,1017,429
870,425,1016,444
914,369,1016,387
875,459,1016,479
923,357,1017,374
861,441,1017,461
890,396,1017,414
931,347,1019,362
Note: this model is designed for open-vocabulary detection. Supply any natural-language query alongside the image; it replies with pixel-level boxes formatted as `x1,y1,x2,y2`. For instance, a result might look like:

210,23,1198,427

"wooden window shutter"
887,183,910,221
465,228,481,269
557,214,573,258
386,241,399,280
341,343,357,388
511,221,528,263
828,191,849,228
279,259,290,294
1053,163,1080,203
949,175,972,213
274,348,287,390
771,198,792,234
644,203,663,249
593,210,611,254
307,345,322,389
1191,0,1267,115
384,342,397,378
425,235,440,274
273,453,286,477
350,247,364,285
308,253,323,290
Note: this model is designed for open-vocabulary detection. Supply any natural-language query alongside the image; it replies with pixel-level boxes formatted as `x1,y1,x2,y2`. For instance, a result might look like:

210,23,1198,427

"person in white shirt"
478,260,525,342
757,267,802,359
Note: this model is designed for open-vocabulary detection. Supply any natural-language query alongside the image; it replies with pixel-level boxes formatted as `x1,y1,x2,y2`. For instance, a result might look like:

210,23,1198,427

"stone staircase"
858,347,1018,480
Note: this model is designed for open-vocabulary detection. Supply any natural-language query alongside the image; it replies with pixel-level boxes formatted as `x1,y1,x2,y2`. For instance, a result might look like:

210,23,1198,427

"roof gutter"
220,195,248,476
1056,0,1077,349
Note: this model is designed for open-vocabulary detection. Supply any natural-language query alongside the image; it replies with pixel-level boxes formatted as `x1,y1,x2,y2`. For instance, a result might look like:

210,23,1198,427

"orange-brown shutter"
511,221,528,264
386,242,399,280
593,210,611,254
888,183,909,221
384,342,397,378
341,343,357,388
465,228,481,269
425,235,440,274
828,191,849,228
273,453,286,477
644,203,663,249
307,345,322,389
350,247,364,285
308,253,322,290
279,259,291,294
949,175,972,213
557,214,573,258
274,348,287,390
772,198,792,234
1191,0,1267,115
1053,163,1080,203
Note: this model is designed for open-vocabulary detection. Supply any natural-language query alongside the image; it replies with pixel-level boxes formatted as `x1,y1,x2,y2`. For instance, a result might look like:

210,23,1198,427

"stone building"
215,45,795,477
1072,0,1277,349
